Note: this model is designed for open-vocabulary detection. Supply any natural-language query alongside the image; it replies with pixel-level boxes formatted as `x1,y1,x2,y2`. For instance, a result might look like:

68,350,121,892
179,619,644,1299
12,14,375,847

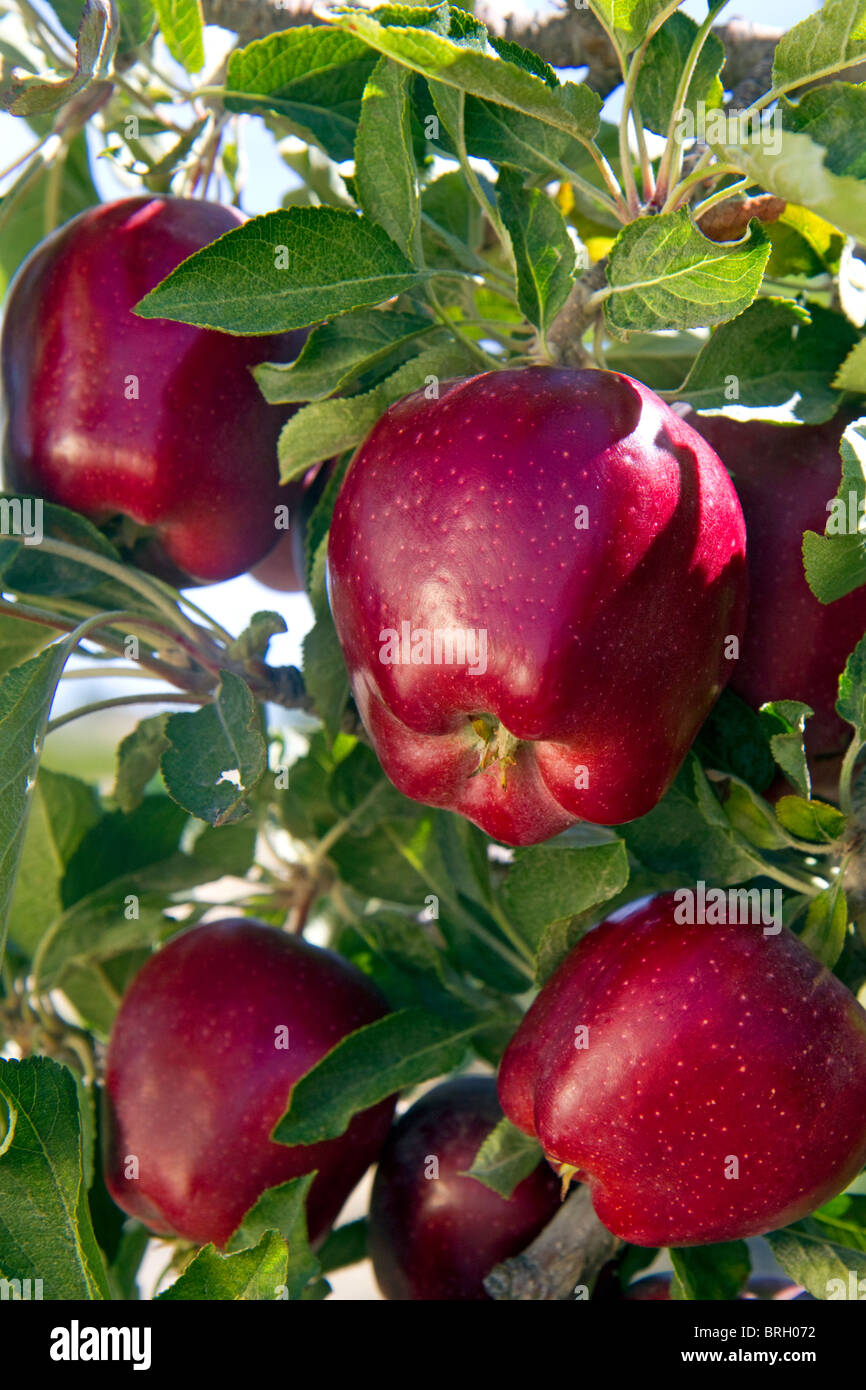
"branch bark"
484,1184,621,1301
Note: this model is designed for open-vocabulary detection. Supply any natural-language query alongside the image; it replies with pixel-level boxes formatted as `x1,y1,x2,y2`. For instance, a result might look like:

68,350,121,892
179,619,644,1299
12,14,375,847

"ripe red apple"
328,367,747,846
2,196,304,586
367,1076,562,1300
498,894,866,1246
103,918,394,1248
686,411,866,760
250,462,331,594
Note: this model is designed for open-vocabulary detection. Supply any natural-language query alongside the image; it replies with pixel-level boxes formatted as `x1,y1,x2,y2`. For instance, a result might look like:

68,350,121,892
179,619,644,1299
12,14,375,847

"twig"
485,1185,621,1301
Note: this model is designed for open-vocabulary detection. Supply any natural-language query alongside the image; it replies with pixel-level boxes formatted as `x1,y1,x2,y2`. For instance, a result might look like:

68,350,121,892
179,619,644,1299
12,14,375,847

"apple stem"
484,1185,621,1301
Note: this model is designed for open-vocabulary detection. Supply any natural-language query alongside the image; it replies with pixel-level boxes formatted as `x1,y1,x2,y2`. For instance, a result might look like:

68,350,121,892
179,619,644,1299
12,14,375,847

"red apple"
328,367,747,846
103,918,394,1248
367,1076,562,1300
2,196,304,586
498,894,866,1246
250,462,332,594
623,1273,813,1299
686,411,866,759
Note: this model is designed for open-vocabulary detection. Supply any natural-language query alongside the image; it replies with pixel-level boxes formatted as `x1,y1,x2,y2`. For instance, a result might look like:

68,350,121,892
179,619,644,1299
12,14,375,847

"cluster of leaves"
2,0,866,1300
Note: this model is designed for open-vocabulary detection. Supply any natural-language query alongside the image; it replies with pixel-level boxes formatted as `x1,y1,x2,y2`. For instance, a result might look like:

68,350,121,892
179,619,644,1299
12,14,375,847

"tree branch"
484,1184,621,1301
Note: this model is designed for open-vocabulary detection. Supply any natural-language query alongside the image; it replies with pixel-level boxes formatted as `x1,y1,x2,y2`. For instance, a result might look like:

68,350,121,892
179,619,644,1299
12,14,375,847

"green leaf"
720,781,789,852
604,330,704,391
783,84,866,180
113,713,170,814
0,496,122,599
152,0,203,74
273,1007,477,1145
0,611,57,678
303,538,350,744
334,6,600,143
135,207,426,335
836,634,866,739
767,1227,866,1300
775,795,846,843
604,211,770,336
763,700,813,797
161,672,267,826
6,769,101,957
670,1241,750,1300
254,309,435,404
316,1218,368,1275
834,339,866,393
225,27,377,161
799,881,848,968
227,1175,319,1300
116,0,156,51
693,689,776,793
679,299,857,424
0,129,98,298
636,11,724,136
355,58,420,260
765,203,845,279
421,168,484,268
277,339,478,477
463,1116,545,1199
500,840,628,959
0,642,74,962
497,167,575,336
1,0,116,115
804,1193,866,1253
771,0,866,93
462,84,601,181
0,1057,109,1298
803,421,866,603
589,0,680,56
159,1231,288,1300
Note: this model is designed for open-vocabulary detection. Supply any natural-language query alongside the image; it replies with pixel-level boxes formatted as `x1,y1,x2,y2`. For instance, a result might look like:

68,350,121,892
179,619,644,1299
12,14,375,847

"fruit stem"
46,690,209,735
839,738,862,819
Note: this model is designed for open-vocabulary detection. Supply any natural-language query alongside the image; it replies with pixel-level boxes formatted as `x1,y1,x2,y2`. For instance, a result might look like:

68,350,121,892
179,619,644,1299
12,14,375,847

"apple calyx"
470,716,520,789
556,1162,580,1201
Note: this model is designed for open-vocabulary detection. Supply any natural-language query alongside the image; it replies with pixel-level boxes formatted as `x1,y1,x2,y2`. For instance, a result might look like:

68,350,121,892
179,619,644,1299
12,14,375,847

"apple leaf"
588,0,680,56
635,11,724,137
303,539,351,747
113,713,170,814
115,0,156,51
152,0,203,75
316,1219,368,1275
678,299,857,424
604,212,770,336
604,330,704,391
775,796,847,844
834,339,866,394
771,0,866,94
693,690,776,793
0,611,58,678
0,1057,109,1299
497,167,576,337
356,58,420,261
804,1193,866,1253
500,840,629,958
0,495,122,599
0,0,116,115
135,207,428,335
0,127,98,300
255,309,437,404
762,700,813,799
783,84,866,180
463,1116,546,1199
161,671,267,826
462,86,602,184
836,634,866,741
277,339,478,478
273,1007,480,1145
766,1227,866,1299
799,881,849,968
227,1175,320,1300
159,1231,288,1300
670,1241,750,1301
764,203,845,279
6,769,101,958
225,28,377,162
803,421,866,604
333,6,600,144
720,782,789,853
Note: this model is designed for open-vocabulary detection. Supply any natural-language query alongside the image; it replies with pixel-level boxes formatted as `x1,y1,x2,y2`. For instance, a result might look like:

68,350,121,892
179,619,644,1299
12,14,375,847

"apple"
685,411,866,760
623,1273,813,1300
328,367,747,846
2,196,304,586
367,1075,562,1300
498,894,866,1246
103,918,395,1248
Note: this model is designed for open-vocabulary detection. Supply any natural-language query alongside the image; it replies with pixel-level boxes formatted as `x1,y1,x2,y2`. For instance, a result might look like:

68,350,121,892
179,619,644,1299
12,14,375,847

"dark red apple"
2,196,304,586
686,411,866,759
498,894,866,1246
103,918,394,1248
367,1076,562,1300
250,461,332,594
623,1273,813,1300
328,367,747,846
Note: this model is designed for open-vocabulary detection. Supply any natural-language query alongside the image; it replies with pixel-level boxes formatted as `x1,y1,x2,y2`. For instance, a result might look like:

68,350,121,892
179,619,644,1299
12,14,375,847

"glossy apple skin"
2,197,303,585
328,368,747,846
687,412,866,759
103,919,395,1248
367,1076,562,1300
498,894,866,1247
